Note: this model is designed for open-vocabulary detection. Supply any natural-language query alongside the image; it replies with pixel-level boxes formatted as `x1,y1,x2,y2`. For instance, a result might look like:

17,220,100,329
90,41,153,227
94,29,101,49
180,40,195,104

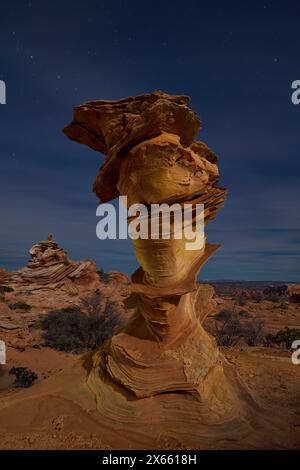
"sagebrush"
41,293,124,353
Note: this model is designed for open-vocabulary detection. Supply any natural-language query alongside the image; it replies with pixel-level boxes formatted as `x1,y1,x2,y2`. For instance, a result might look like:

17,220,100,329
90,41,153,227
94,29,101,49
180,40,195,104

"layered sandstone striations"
13,236,95,285
64,91,256,446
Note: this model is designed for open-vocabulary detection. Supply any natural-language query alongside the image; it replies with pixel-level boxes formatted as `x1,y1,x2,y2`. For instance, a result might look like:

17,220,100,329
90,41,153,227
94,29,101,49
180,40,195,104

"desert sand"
0,253,300,449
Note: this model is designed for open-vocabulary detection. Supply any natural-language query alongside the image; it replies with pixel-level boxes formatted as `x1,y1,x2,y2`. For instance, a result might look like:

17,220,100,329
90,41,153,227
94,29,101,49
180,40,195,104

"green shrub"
290,294,300,304
264,293,280,302
60,306,80,313
9,302,32,311
238,310,252,319
265,327,300,349
97,269,110,283
243,321,265,346
211,310,265,347
279,300,289,310
213,314,244,347
9,367,38,388
0,285,14,293
214,309,233,321
41,296,123,353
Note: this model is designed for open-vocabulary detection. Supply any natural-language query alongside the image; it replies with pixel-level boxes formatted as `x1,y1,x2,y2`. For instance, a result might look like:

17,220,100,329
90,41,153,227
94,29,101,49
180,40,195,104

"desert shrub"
263,285,289,297
63,259,70,266
265,327,300,350
86,300,122,350
243,320,265,346
263,293,280,302
59,306,80,313
238,310,252,318
279,300,289,310
80,292,104,316
265,334,275,348
213,311,244,347
41,294,123,353
9,367,38,388
97,269,110,283
214,309,233,321
42,309,89,352
212,310,265,347
8,301,31,311
290,294,300,304
0,285,14,293
251,293,263,303
237,295,247,306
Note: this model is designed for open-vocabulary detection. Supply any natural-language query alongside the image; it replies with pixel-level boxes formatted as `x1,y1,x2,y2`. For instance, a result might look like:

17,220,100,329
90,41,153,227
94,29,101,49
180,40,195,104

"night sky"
0,0,299,280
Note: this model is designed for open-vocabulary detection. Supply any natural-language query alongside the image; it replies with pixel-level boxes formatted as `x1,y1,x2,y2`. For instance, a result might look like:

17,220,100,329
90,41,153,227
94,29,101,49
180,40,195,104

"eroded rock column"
64,91,252,436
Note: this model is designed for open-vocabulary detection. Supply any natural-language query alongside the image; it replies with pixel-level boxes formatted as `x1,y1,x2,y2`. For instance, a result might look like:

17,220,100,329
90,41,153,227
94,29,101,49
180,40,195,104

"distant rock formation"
263,285,289,297
288,284,300,302
27,238,68,268
263,284,300,302
108,271,131,284
64,91,256,445
12,237,95,285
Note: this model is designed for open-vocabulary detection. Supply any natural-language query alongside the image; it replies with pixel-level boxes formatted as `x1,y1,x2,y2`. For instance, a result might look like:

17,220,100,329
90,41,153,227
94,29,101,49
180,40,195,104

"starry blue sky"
0,0,299,280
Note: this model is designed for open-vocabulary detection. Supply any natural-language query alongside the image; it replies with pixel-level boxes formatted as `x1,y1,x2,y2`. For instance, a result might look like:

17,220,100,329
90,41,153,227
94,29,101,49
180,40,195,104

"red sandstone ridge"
62,91,267,447
0,237,132,352
10,235,96,286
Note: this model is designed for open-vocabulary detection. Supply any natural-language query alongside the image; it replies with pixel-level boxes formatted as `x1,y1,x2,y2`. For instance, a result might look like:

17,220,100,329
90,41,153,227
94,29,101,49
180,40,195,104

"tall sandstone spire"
64,91,256,447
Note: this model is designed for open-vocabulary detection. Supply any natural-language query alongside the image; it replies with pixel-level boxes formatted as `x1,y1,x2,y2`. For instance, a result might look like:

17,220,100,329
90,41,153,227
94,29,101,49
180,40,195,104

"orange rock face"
64,91,256,444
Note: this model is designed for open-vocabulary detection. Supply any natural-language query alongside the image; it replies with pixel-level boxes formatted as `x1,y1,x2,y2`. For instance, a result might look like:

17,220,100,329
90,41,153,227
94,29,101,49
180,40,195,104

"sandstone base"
85,351,273,449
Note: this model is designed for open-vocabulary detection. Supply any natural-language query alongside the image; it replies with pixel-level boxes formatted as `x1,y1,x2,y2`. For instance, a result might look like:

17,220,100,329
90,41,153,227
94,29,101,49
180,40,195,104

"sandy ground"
0,348,168,450
0,345,299,450
207,297,300,333
0,276,300,450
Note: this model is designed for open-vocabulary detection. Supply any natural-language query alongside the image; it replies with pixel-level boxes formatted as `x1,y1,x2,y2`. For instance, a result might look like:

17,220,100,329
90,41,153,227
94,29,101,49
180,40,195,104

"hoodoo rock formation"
12,236,95,285
64,91,258,446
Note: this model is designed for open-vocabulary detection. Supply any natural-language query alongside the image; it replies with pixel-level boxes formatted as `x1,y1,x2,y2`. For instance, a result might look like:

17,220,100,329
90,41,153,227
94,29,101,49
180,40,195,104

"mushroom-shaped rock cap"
63,91,201,202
